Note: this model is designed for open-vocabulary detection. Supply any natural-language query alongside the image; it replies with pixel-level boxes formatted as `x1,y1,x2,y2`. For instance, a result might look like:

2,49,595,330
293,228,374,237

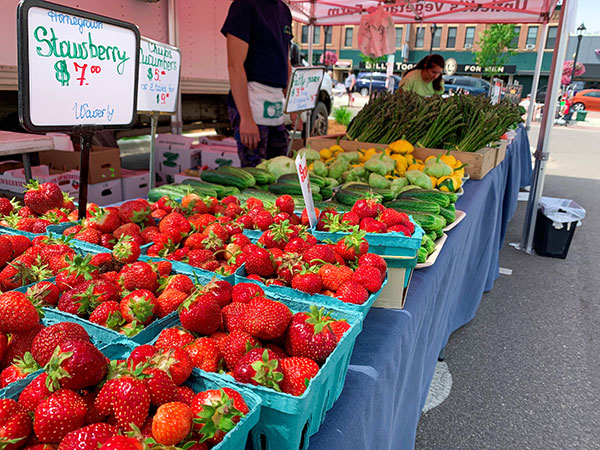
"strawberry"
63,224,83,236
352,265,384,293
341,211,361,226
221,302,248,332
178,291,222,336
173,385,195,405
159,212,191,244
379,208,411,227
55,255,97,292
231,283,264,303
243,246,274,277
119,321,145,338
152,348,193,386
0,198,13,216
291,269,323,294
46,339,107,391
0,236,13,268
74,228,101,245
0,332,6,363
185,337,222,372
143,368,177,406
31,322,88,367
118,200,151,224
151,402,193,445
1,324,44,369
318,264,354,291
5,235,31,259
24,181,62,215
155,328,194,350
275,195,295,214
285,306,338,364
233,348,282,390
242,297,292,340
99,435,144,450
97,233,114,249
279,357,320,396
300,207,319,227
34,389,87,443
302,244,336,266
58,423,119,450
334,231,369,261
388,224,413,235
112,235,141,264
0,398,32,449
0,353,40,387
336,280,369,305
351,198,379,220
118,262,158,292
253,210,274,231
222,330,260,371
191,388,248,446
113,222,142,240
90,253,119,273
18,372,52,412
141,226,161,243
95,376,151,431
25,282,58,308
120,289,158,325
329,319,351,342
284,237,309,253
87,208,121,233
89,301,124,330
156,289,188,319
358,253,387,276
0,291,39,334
359,217,388,233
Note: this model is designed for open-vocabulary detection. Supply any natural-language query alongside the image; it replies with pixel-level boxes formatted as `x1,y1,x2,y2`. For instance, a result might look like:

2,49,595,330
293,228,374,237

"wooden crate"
308,135,506,180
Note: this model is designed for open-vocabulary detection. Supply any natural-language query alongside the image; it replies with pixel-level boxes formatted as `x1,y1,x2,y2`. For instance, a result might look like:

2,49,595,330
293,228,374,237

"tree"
359,53,388,96
474,24,518,79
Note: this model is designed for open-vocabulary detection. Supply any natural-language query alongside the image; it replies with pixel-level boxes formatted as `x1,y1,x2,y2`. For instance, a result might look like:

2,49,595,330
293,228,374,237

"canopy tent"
287,0,569,254
289,0,559,25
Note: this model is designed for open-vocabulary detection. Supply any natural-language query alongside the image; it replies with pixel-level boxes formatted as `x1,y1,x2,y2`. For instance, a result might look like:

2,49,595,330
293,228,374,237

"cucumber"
219,186,241,197
241,167,274,185
426,231,437,241
439,206,456,224
234,189,280,207
391,209,445,232
181,179,226,197
201,170,248,189
277,173,326,188
386,198,440,215
147,186,187,202
216,166,256,187
268,183,322,200
314,201,351,212
333,189,365,207
418,246,428,264
422,234,435,254
273,177,321,193
320,186,333,200
435,228,444,239
400,189,451,208
341,183,396,202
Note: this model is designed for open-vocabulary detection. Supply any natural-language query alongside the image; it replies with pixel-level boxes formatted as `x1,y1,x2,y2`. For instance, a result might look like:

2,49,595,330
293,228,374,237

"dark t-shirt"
221,0,293,89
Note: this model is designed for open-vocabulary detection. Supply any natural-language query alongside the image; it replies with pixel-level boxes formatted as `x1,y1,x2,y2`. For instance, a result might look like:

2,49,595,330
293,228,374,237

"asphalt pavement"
415,125,600,449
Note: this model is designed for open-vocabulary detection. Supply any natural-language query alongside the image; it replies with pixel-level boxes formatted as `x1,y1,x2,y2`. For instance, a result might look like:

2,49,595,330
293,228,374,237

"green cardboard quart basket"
154,293,364,450
0,340,262,450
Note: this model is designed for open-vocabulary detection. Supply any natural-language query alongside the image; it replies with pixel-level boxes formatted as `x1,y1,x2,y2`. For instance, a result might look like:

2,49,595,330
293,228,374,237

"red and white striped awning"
288,0,560,25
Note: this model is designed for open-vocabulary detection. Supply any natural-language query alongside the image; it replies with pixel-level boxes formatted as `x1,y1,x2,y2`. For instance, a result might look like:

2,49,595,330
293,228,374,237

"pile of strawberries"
0,319,250,448
155,282,350,397
0,181,76,233
315,197,416,236
61,199,160,250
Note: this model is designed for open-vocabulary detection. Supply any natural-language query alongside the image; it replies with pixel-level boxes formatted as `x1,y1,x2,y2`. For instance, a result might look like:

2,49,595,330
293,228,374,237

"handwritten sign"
285,67,325,114
491,79,504,105
137,37,181,114
295,153,317,228
17,0,140,131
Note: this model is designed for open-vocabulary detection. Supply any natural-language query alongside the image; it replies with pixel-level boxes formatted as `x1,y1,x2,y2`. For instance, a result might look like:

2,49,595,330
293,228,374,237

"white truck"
0,0,332,137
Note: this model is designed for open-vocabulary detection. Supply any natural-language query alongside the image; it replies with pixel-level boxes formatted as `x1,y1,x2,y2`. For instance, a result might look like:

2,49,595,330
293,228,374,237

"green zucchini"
439,206,456,224
201,170,248,189
386,198,441,215
400,189,451,208
215,166,256,187
241,167,274,185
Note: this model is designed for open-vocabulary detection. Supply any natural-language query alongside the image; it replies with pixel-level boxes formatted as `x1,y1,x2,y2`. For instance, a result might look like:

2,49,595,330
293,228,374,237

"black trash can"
533,209,577,259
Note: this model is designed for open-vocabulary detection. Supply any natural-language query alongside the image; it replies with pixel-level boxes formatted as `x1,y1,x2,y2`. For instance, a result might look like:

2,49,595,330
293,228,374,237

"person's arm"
227,34,259,150
350,76,356,90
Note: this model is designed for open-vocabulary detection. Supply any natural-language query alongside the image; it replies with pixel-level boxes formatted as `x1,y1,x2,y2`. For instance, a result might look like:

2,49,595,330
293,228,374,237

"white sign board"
295,153,317,228
137,37,181,114
491,79,504,105
18,0,140,131
285,67,325,114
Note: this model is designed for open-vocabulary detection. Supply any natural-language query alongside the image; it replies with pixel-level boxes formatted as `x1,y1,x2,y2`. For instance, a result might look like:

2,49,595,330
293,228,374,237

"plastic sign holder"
137,36,182,189
284,66,325,155
17,0,140,218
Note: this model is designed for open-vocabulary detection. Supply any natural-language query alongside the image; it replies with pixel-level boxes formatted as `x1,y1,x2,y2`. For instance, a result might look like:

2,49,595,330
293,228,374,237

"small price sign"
295,153,317,228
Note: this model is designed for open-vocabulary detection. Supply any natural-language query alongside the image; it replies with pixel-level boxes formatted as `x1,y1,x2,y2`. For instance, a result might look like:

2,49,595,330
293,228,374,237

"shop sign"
458,64,517,75
360,61,416,73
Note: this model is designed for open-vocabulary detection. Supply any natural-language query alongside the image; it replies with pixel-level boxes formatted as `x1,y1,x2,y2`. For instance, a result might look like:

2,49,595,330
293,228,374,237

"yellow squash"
388,139,414,154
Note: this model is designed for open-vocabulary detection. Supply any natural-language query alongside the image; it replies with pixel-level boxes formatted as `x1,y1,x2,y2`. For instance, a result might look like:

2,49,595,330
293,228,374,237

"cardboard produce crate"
308,135,507,180
39,145,122,183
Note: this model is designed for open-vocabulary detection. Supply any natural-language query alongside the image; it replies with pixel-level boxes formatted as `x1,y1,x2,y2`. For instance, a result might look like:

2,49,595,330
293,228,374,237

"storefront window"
416,27,425,48
395,27,403,48
301,25,308,44
464,27,475,47
527,26,538,47
325,27,332,45
345,28,353,47
447,27,457,48
511,26,521,48
314,26,320,44
432,27,442,48
546,26,557,49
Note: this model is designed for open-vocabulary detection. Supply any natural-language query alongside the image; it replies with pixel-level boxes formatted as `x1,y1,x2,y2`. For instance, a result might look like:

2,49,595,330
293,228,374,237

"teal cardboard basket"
0,340,262,450
234,264,387,317
242,228,263,242
196,293,364,450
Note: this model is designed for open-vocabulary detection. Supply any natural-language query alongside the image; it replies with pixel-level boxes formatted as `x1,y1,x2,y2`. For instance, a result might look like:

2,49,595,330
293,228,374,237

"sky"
575,0,600,34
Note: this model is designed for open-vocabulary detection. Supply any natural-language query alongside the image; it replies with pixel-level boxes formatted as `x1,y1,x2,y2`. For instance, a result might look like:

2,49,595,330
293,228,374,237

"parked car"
571,89,600,111
444,75,490,96
355,72,401,96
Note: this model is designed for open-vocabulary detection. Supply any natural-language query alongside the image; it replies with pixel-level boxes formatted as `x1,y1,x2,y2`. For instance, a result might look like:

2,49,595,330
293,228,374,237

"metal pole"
520,0,573,254
323,26,328,67
570,34,582,84
149,112,159,189
308,24,314,65
526,23,548,130
78,128,94,219
429,24,437,55
168,0,182,135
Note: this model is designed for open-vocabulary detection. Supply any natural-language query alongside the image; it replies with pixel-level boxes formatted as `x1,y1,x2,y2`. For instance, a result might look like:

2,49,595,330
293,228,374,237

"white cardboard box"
88,179,123,206
0,165,80,194
199,135,237,147
199,144,241,169
121,169,149,200
155,134,197,185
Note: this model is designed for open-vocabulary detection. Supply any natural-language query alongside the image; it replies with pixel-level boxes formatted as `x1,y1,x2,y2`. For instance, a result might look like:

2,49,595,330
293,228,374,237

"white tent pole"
168,0,182,135
526,22,548,130
308,24,314,65
520,0,573,254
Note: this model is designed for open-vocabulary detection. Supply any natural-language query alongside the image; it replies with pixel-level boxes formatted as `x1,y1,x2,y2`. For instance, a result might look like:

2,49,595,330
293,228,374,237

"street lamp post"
429,24,438,55
323,26,330,68
570,23,586,85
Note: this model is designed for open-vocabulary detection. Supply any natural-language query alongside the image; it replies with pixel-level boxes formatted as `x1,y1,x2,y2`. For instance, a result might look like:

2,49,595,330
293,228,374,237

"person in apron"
222,0,299,167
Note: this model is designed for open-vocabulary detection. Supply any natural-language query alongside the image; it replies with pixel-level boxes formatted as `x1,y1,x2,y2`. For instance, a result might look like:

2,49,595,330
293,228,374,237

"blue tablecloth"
309,126,533,450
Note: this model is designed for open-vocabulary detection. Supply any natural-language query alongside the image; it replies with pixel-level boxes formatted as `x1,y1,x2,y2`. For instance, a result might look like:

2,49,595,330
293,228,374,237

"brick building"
292,13,561,95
